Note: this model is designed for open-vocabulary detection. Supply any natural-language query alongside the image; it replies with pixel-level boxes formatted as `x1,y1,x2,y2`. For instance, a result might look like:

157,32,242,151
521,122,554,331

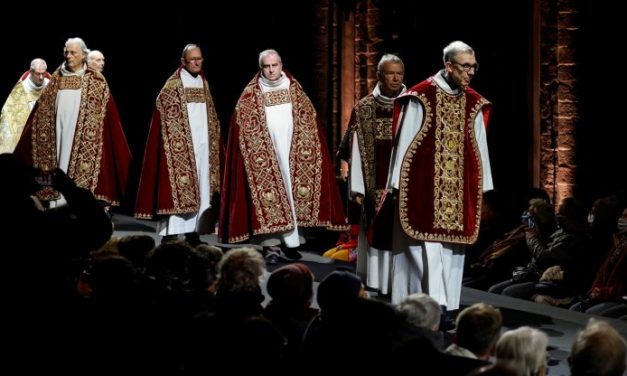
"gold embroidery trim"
264,89,290,107
431,89,465,232
236,75,325,238
31,71,108,200
58,76,81,90
157,73,200,214
238,81,294,234
185,87,206,103
354,95,393,204
289,80,322,227
204,80,221,197
66,72,107,195
399,93,432,239
398,84,488,244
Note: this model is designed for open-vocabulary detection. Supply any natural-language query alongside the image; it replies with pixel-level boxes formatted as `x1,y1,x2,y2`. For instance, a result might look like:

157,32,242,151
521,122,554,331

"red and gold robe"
134,67,221,219
370,77,492,248
339,92,396,226
14,68,131,206
219,71,347,243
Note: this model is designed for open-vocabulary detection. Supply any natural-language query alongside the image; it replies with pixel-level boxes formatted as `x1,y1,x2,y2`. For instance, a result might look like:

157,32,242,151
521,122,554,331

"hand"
50,168,76,193
588,287,601,300
352,194,364,205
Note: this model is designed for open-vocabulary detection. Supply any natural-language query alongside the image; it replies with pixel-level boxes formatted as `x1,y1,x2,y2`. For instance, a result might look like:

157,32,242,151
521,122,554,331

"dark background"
1,1,623,212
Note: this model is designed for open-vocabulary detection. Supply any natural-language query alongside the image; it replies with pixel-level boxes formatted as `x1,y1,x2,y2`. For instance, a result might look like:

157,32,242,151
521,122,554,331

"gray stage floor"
113,213,627,375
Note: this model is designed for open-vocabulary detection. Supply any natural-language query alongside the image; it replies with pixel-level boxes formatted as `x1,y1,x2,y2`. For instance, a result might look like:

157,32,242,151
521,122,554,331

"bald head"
87,50,105,72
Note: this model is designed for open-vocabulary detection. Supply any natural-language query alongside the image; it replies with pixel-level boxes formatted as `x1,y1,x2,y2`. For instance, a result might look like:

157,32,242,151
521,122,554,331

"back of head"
217,247,265,294
147,240,193,279
590,195,622,233
316,270,362,312
557,196,587,229
569,319,627,376
117,234,155,268
266,262,314,308
495,326,548,376
187,245,223,289
397,292,441,331
456,303,503,357
88,255,137,298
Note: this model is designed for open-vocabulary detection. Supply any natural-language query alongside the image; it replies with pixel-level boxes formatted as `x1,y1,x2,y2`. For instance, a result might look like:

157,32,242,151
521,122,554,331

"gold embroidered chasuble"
29,70,108,200
153,70,220,215
395,79,491,245
221,72,348,243
352,94,394,206
0,77,45,153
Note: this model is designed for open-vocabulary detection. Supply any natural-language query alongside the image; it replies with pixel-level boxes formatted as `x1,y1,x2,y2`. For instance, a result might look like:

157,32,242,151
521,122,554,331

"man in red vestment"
219,49,347,259
134,44,221,246
14,37,131,208
369,41,493,310
334,53,406,268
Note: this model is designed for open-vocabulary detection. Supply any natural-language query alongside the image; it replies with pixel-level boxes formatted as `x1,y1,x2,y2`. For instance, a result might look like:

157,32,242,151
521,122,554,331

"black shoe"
281,246,302,260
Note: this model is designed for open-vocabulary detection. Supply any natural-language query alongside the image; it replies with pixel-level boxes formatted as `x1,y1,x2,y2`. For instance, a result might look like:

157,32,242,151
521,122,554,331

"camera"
33,168,54,187
521,210,535,228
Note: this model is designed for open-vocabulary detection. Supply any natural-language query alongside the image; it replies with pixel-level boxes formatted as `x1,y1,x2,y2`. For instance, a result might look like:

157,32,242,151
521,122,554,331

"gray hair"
65,37,89,55
30,58,47,71
182,43,199,59
496,326,548,376
397,293,441,331
442,40,474,64
217,247,266,294
259,49,281,69
377,53,403,73
570,319,627,376
87,50,104,62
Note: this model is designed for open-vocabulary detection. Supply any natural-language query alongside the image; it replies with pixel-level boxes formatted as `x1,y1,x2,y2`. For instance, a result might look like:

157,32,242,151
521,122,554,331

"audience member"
495,326,548,376
569,319,627,376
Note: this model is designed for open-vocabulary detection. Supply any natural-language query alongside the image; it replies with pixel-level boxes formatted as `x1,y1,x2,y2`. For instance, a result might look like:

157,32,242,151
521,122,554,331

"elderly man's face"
88,52,105,72
64,43,85,72
29,65,47,86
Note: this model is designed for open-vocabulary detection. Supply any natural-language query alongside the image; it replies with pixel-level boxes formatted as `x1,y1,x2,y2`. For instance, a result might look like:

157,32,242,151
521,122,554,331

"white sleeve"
474,110,493,191
349,130,365,196
389,100,423,190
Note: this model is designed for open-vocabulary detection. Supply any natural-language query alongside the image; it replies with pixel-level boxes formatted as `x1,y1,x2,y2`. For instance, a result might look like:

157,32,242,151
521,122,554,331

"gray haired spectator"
397,292,442,331
495,326,548,376
569,319,626,376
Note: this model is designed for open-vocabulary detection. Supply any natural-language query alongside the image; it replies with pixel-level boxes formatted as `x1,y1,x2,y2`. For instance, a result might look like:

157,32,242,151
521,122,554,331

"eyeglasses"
451,61,479,73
